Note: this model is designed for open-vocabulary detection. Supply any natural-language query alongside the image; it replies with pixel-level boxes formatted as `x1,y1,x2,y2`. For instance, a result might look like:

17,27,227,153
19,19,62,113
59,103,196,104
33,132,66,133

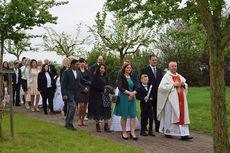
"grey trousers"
65,92,76,128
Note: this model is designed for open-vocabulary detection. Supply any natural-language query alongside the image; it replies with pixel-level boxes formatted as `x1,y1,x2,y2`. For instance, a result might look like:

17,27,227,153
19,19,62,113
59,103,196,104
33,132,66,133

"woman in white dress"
27,59,40,112
53,77,64,111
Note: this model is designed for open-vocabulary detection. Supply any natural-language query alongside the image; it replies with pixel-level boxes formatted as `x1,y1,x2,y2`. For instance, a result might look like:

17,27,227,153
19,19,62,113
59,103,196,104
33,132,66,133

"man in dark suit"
61,59,88,130
141,55,163,132
44,59,57,80
89,55,103,79
12,60,22,106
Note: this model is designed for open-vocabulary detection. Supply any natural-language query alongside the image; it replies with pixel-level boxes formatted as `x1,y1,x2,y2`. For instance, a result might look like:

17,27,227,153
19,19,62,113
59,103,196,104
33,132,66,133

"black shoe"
165,135,172,138
44,111,48,115
181,136,193,141
66,126,76,131
66,124,76,131
148,131,155,136
121,133,129,140
16,104,21,106
130,133,138,140
140,131,148,136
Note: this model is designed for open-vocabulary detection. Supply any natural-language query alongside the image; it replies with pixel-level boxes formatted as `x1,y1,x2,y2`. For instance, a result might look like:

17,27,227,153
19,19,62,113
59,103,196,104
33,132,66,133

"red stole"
171,75,185,125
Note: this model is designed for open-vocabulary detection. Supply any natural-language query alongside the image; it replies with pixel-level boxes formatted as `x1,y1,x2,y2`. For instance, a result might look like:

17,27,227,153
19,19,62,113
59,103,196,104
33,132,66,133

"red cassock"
171,75,185,125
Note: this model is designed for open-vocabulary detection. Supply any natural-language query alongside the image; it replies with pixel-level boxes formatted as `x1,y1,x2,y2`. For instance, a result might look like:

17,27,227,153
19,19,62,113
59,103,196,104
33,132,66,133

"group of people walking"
2,54,193,141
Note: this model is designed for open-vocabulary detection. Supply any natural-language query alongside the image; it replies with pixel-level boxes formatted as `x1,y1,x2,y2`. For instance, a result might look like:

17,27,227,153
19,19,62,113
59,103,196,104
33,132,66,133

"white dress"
53,77,64,111
110,87,140,131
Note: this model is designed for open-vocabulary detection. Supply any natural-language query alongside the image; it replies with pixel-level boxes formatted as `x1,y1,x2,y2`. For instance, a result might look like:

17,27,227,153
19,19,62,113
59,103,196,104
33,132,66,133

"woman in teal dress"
114,63,138,140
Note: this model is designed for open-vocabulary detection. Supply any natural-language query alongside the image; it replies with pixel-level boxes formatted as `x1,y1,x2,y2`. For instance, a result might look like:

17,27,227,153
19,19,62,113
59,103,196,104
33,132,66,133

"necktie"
153,67,157,78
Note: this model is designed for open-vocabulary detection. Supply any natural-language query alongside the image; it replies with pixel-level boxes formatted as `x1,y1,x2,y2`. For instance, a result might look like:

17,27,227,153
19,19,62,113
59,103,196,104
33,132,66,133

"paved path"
13,106,213,153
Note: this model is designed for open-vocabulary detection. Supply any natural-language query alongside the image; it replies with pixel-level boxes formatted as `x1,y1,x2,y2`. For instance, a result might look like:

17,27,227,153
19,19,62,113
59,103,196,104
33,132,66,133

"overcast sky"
3,0,107,64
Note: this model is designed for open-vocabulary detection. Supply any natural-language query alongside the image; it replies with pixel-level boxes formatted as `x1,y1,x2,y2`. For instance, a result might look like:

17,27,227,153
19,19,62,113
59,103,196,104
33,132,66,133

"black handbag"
112,96,120,104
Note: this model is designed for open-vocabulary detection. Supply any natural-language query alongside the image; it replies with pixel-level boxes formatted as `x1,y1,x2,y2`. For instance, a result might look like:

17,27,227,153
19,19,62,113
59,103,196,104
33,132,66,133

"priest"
157,61,193,141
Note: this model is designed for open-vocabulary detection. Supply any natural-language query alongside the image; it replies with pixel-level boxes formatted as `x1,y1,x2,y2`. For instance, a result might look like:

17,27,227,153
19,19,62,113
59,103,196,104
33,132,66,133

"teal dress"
113,78,137,118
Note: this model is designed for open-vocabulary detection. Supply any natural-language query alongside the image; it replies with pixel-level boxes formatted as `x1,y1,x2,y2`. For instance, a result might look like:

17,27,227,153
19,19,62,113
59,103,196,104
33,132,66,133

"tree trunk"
0,39,4,138
120,51,124,67
209,38,230,153
0,39,4,68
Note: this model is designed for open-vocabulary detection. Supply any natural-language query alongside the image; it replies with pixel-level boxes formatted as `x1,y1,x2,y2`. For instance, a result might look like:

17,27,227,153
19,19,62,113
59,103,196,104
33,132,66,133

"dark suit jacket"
48,64,57,79
117,73,137,93
38,72,56,93
12,68,21,85
61,69,84,98
60,67,67,81
141,66,163,99
19,63,24,68
89,63,99,79
136,85,152,103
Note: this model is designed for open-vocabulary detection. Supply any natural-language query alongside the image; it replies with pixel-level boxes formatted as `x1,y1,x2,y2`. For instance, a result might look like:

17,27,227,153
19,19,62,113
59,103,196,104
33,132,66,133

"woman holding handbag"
76,58,91,126
113,63,138,140
88,64,111,132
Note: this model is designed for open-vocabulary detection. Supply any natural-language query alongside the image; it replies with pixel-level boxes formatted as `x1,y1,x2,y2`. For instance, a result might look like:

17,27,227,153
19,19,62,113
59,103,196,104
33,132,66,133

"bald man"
89,56,104,79
157,62,193,141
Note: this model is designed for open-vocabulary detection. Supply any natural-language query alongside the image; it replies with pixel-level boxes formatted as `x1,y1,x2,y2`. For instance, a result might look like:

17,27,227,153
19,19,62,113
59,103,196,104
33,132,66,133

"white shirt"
45,72,52,88
20,66,28,80
150,65,156,73
142,83,148,91
72,69,77,79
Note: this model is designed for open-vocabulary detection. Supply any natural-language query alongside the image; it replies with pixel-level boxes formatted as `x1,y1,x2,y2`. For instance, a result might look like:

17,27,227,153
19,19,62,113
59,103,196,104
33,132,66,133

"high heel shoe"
121,133,129,140
130,133,138,140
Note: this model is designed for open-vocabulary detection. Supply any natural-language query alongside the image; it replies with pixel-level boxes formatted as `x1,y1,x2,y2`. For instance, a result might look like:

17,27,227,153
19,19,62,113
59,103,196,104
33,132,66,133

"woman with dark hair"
2,61,9,82
38,64,56,114
27,59,40,111
76,58,90,126
114,63,138,140
88,64,111,132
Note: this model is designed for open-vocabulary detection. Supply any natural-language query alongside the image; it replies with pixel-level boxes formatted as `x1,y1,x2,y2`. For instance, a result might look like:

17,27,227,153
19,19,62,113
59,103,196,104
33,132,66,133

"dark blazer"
136,85,152,103
38,72,56,93
19,62,24,68
60,67,67,81
117,73,137,93
12,68,22,85
141,66,163,98
48,64,57,79
61,69,84,97
89,63,99,79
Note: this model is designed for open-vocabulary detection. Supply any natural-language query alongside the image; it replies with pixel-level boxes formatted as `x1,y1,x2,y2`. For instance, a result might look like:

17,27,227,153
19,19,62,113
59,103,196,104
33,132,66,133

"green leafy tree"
42,24,89,58
89,10,156,66
5,35,38,60
0,0,68,138
106,0,230,152
155,20,209,86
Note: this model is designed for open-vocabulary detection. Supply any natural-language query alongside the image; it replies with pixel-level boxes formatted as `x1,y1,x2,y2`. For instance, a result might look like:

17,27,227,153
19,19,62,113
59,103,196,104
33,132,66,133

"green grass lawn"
130,86,230,135
187,86,230,135
0,112,142,153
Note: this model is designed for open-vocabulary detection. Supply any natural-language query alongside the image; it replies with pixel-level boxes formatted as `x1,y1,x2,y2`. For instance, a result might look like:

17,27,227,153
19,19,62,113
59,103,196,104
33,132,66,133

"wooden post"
0,69,15,138
0,74,3,138
8,73,14,137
